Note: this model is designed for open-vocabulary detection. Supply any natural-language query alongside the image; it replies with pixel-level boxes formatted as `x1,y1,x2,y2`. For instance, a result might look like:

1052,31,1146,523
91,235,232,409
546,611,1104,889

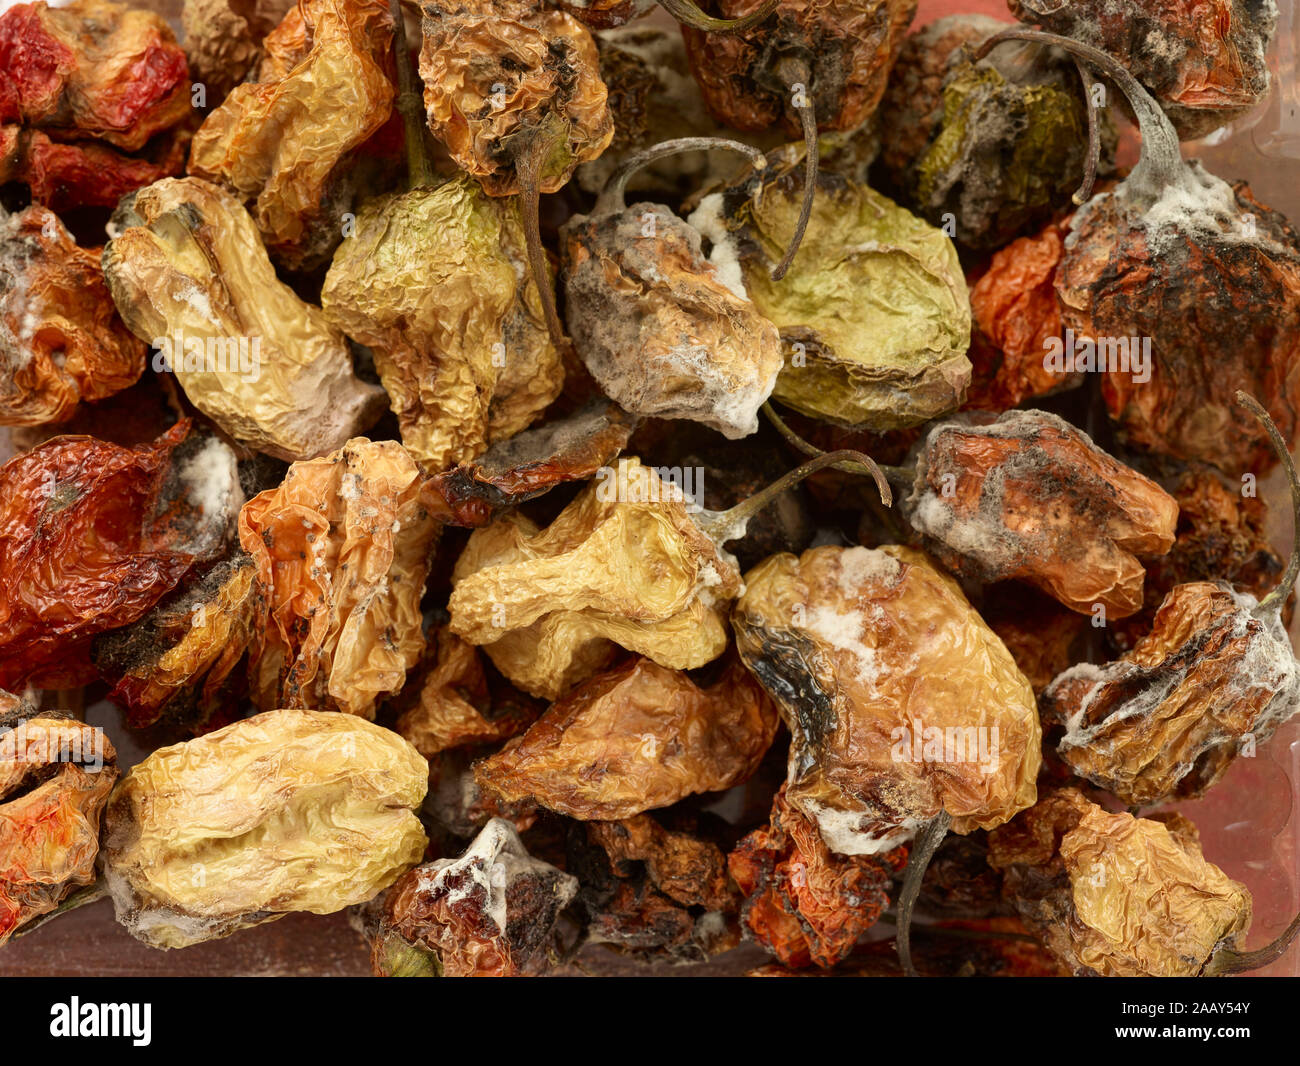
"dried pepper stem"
895,809,951,979
769,55,818,282
595,135,767,215
516,126,568,351
762,401,903,502
1070,58,1100,205
974,28,1184,207
1236,390,1300,613
695,447,890,545
656,0,779,34
390,0,433,190
1205,910,1300,975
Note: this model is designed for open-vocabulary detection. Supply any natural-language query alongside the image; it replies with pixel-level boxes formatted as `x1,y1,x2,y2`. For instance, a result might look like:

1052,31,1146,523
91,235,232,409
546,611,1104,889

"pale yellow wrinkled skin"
102,708,428,949
738,173,971,430
1062,803,1251,977
238,439,439,718
321,176,561,473
448,457,739,699
734,544,1040,856
103,178,386,461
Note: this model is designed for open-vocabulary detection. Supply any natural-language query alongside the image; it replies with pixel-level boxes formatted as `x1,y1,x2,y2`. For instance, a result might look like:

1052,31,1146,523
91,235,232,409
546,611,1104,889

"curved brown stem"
694,448,886,545
761,401,897,504
770,56,818,282
1237,390,1300,614
896,809,951,979
1070,57,1101,205
655,0,778,35
595,136,767,215
974,28,1183,205
515,129,567,352
1205,910,1300,975
389,0,433,190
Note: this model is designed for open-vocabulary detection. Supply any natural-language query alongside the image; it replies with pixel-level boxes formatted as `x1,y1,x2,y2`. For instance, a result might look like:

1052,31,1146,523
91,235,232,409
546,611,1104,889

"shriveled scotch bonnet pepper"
418,0,614,346
898,409,1178,618
0,421,241,690
373,817,577,977
988,30,1300,475
102,708,428,950
323,172,562,474
0,204,146,427
729,783,908,969
103,177,388,462
0,695,117,945
475,656,779,818
989,788,1263,977
712,151,971,430
1008,0,1275,140
188,0,396,271
1042,394,1300,807
561,137,783,438
181,0,296,100
448,449,883,698
889,26,1112,250
0,0,190,151
238,437,439,719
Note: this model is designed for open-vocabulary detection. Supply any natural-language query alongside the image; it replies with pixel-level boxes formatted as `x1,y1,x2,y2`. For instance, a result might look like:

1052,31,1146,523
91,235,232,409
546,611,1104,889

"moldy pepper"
561,137,783,438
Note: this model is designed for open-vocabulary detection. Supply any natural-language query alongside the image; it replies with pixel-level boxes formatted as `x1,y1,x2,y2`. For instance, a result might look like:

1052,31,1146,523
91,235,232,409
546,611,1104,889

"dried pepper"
0,203,146,427
0,126,186,212
729,783,908,969
732,542,1041,974
475,656,779,818
986,30,1300,475
0,421,241,690
1042,394,1300,807
1008,0,1276,140
373,817,577,976
561,137,783,438
711,151,971,430
681,0,917,277
418,0,614,347
0,697,117,945
963,220,1075,411
322,171,561,473
980,582,1087,695
554,0,777,33
102,708,428,949
103,177,387,462
188,0,396,270
92,553,257,731
238,437,439,719
0,0,190,151
426,746,538,839
880,20,1110,249
181,0,296,99
568,814,739,961
448,449,883,698
988,788,1294,977
421,399,636,528
898,409,1178,618
394,625,538,759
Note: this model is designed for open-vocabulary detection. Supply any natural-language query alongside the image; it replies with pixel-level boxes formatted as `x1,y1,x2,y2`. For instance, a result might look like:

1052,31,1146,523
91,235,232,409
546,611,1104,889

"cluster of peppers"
1,0,1299,977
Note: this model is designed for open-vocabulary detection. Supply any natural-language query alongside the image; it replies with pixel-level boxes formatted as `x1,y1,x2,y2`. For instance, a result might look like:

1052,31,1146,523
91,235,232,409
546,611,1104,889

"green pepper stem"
1205,909,1300,975
515,127,568,353
595,136,767,216
1236,391,1300,614
389,0,434,190
695,447,888,545
974,28,1184,204
769,56,818,282
12,880,107,939
896,809,952,979
762,402,904,501
655,0,778,34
